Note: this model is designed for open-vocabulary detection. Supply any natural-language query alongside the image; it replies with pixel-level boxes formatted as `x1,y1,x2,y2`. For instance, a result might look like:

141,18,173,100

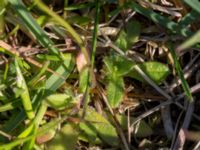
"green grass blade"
0,89,44,141
45,54,75,91
168,44,193,102
0,100,21,112
1,117,66,149
3,62,8,81
80,0,100,117
0,135,35,150
177,28,200,51
129,1,192,37
28,61,50,86
8,0,60,56
21,103,47,149
1,110,25,134
22,126,37,150
15,58,35,120
183,0,200,14
18,122,35,138
91,0,100,67
179,10,199,27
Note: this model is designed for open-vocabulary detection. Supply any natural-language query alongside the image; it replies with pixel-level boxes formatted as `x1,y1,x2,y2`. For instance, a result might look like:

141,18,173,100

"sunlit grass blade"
15,57,35,120
0,100,21,112
0,135,35,150
18,122,35,138
14,57,36,148
45,54,75,91
0,117,65,149
28,61,50,86
168,44,193,102
20,103,48,149
22,126,37,150
3,62,8,81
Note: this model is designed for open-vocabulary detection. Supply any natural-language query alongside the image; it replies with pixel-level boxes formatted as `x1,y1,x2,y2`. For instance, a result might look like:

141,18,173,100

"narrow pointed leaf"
45,93,74,110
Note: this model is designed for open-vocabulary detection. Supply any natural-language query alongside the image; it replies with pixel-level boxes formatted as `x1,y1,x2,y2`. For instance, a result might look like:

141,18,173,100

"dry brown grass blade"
161,106,174,139
0,130,13,140
171,0,188,15
185,131,200,141
130,100,173,127
137,0,182,17
172,101,194,149
0,40,20,56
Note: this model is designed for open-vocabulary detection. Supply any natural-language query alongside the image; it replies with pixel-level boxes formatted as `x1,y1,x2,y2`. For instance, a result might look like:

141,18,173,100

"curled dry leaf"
36,129,56,144
76,50,88,72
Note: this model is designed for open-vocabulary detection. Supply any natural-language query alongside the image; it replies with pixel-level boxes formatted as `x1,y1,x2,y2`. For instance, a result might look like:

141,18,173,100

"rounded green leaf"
45,93,74,110
104,55,135,76
128,61,170,84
